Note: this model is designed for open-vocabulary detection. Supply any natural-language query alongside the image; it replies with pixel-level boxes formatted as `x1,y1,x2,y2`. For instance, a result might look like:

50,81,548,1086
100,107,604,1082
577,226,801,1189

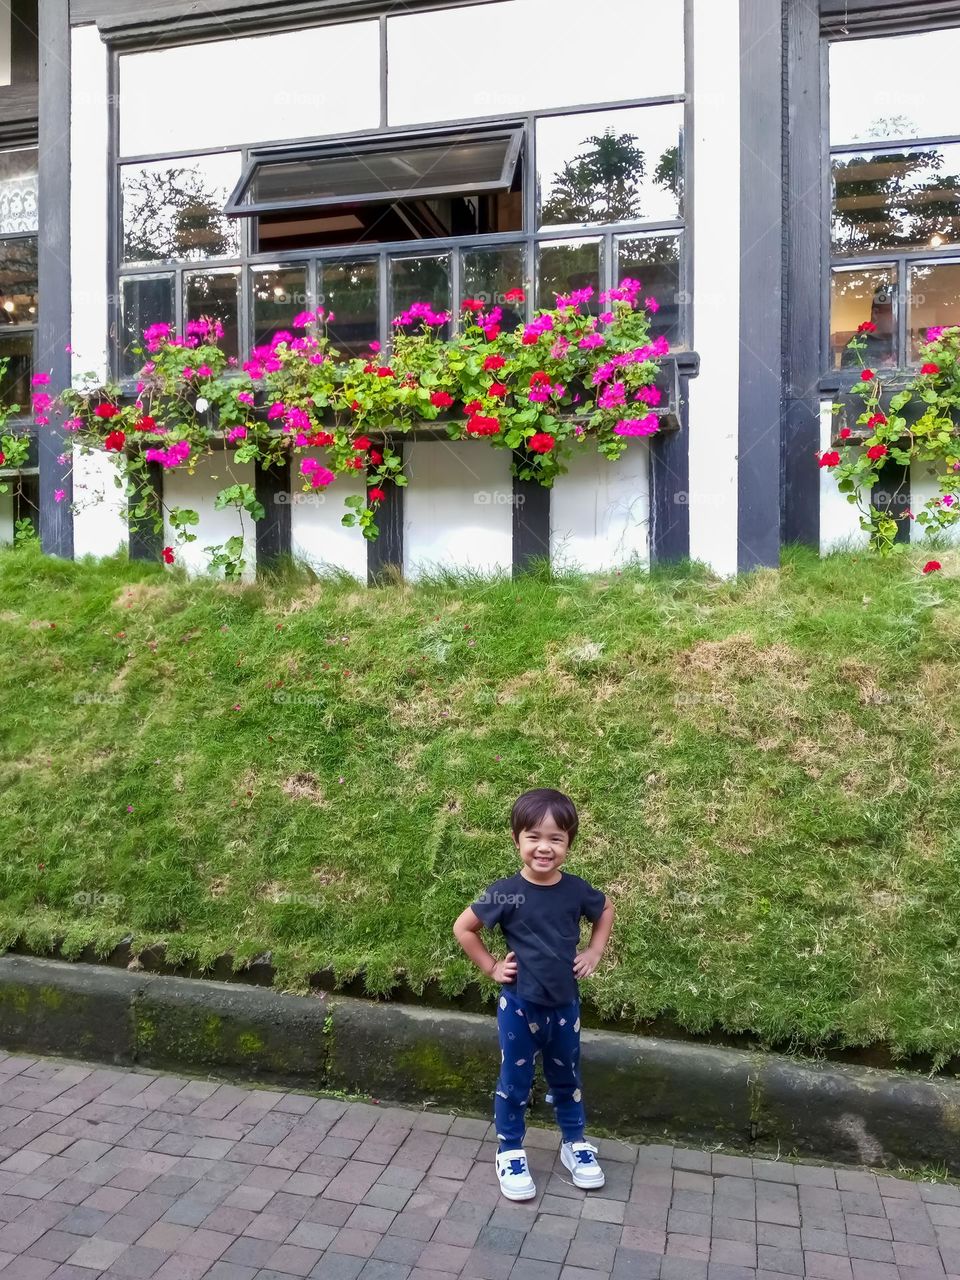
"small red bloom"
345,455,364,470
489,382,508,397
363,362,376,373
161,546,175,564
461,298,485,313
867,444,888,460
528,432,556,453
857,321,877,333
867,413,887,429
104,430,126,452
483,355,506,371
921,362,940,375
135,415,157,431
860,369,875,381
368,449,383,464
368,487,386,502
482,324,501,341
923,560,942,574
94,402,120,419
431,390,454,408
504,288,525,303
465,413,501,436
818,450,841,468
530,371,551,386
0,451,4,466
351,400,361,411
353,435,372,451
308,431,334,447
839,427,852,440
376,366,394,377
463,399,482,414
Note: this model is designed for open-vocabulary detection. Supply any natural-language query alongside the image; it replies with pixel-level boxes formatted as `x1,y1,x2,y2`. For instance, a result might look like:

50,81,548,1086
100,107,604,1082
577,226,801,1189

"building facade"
0,0,956,579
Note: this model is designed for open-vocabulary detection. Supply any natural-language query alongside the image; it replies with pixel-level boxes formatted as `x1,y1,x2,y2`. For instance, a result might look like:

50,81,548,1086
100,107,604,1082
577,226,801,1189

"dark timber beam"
512,460,550,575
254,455,292,572
367,444,403,585
37,0,73,558
737,0,783,572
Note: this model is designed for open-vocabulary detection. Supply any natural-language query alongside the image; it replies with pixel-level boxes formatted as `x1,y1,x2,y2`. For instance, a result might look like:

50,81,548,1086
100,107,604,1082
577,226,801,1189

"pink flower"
267,401,286,420
598,382,627,409
634,385,662,406
300,457,335,488
613,415,659,437
927,326,947,342
31,372,50,386
227,426,247,442
369,340,381,352
54,488,65,502
196,364,213,378
578,334,605,349
292,311,315,328
237,391,255,406
645,296,660,313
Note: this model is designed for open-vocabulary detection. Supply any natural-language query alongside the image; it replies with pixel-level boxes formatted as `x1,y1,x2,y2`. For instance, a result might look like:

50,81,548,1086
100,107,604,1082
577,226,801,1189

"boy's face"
512,809,571,878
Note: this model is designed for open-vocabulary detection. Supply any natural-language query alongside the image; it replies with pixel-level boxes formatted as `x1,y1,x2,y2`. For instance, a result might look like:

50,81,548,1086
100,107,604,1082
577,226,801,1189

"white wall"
291,449,367,580
71,24,110,384
163,453,257,579
911,461,960,546
0,486,12,544
819,398,869,553
72,447,127,558
551,440,650,571
403,440,513,578
686,0,741,579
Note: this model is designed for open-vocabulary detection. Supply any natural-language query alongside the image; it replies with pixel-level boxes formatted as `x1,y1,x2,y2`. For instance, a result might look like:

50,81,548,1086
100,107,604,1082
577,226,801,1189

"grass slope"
2,544,960,1062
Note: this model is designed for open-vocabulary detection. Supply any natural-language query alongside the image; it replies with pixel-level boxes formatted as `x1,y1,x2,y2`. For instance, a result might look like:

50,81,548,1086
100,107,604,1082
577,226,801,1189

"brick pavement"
0,1053,956,1280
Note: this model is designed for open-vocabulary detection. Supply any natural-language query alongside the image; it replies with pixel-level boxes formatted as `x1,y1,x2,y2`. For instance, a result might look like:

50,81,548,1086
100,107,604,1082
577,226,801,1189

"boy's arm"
453,907,517,985
572,896,615,979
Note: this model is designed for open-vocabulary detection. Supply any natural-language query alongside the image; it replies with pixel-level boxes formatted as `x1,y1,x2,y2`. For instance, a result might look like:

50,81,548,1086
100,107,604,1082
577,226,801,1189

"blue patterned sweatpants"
493,986,586,1151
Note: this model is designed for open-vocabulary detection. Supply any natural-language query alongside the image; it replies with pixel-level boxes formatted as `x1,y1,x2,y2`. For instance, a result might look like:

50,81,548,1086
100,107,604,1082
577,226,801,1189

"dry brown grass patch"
281,772,326,805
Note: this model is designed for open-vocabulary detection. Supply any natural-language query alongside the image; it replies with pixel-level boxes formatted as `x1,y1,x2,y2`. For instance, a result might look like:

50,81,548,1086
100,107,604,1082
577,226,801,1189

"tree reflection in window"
832,143,960,258
121,154,241,265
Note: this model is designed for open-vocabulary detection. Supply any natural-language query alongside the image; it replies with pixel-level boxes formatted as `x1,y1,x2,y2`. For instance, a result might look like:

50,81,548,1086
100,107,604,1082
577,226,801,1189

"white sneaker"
561,1140,605,1189
495,1148,536,1200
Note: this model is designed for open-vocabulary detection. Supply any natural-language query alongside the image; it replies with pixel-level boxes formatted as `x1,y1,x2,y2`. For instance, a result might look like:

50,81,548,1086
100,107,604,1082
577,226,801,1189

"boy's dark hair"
511,788,579,845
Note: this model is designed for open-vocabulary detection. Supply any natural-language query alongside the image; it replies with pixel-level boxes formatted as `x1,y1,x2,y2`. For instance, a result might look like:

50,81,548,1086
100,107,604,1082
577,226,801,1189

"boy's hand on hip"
573,947,603,978
491,952,517,984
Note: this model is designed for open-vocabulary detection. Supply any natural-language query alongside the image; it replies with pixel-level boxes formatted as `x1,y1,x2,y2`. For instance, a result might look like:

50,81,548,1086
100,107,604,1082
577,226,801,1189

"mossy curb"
4,954,960,1173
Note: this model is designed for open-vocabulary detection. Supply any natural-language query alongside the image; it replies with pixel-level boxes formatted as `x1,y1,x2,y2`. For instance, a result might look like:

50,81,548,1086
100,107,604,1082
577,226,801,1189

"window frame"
108,0,693,383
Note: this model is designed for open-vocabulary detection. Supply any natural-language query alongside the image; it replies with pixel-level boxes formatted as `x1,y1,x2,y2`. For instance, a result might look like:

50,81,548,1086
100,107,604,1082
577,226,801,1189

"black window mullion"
378,251,389,351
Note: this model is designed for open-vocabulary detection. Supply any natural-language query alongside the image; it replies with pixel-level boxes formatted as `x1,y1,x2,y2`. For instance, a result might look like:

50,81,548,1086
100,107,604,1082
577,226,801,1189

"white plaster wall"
0,487,12,544
290,449,367,581
163,453,256,579
403,441,513,578
686,0,740,579
72,447,127,559
911,461,960,546
819,398,869,553
551,440,650,571
70,24,110,384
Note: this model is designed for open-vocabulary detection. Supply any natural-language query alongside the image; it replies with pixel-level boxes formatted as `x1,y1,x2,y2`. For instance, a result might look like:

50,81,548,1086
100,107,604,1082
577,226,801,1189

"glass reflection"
0,330,32,408
0,147,37,234
538,106,683,230
832,144,960,257
616,234,683,349
121,153,241,265
908,261,960,361
391,254,451,338
830,30,960,146
461,245,526,331
537,240,602,312
252,265,308,349
830,266,897,369
0,237,37,326
185,269,241,359
320,259,380,359
120,274,174,376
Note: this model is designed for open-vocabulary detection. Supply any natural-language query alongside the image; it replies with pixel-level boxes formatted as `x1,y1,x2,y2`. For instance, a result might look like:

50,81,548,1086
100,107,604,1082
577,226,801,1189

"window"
114,2,688,377
0,147,37,406
829,27,960,368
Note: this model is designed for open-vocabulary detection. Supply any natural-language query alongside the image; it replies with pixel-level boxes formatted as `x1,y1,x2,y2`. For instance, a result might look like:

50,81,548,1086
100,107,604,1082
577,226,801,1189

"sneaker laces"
571,1142,599,1165
507,1155,528,1176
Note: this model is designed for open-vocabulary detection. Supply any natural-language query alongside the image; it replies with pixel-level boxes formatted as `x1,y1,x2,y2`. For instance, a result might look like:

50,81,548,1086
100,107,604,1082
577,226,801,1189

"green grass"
3,541,960,1063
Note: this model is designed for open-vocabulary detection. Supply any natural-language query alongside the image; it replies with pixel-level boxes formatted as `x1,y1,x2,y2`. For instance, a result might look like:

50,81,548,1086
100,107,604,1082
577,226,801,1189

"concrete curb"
1,954,959,1172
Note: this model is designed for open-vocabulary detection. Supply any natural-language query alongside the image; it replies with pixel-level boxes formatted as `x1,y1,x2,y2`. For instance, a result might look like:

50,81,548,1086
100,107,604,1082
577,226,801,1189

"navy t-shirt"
471,871,607,1007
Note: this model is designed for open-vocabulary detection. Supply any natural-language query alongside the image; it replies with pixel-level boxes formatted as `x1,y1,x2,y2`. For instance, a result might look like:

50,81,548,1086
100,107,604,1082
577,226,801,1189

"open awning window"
225,127,524,217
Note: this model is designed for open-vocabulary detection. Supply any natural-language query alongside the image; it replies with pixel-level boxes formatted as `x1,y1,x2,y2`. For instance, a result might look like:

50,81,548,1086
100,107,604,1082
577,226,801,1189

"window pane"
119,23,380,156
537,239,602,312
0,330,32,408
320,259,380,360
830,266,897,370
0,147,37,234
832,144,960,258
389,0,684,124
908,261,960,362
241,133,519,207
120,275,174,376
0,236,37,326
185,270,241,360
538,106,682,230
460,245,527,330
121,153,241,265
617,233,684,349
252,265,308,349
391,254,451,338
830,30,960,146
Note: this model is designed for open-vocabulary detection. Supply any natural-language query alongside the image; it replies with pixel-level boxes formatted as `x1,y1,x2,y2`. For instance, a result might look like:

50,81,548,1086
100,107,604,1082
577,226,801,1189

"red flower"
857,321,877,333
463,399,482,414
522,333,539,345
377,366,394,377
529,433,555,453
839,427,852,440
465,413,501,436
362,362,376,373
351,400,361,411
921,362,940,375
345,456,364,469
504,288,525,303
104,430,126,452
530,371,551,386
482,324,501,341
867,413,887,429
923,560,942,574
461,298,485,313
135,415,157,431
308,431,334,447
353,435,372,451
368,487,386,502
0,451,5,465
430,391,454,409
161,546,175,564
866,444,888,460
860,369,875,381
368,449,383,464
818,450,841,468
489,383,508,397
483,355,506,371
94,402,120,419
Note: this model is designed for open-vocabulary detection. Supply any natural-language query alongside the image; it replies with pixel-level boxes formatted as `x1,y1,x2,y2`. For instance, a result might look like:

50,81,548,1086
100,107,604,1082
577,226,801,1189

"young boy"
453,788,615,1201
